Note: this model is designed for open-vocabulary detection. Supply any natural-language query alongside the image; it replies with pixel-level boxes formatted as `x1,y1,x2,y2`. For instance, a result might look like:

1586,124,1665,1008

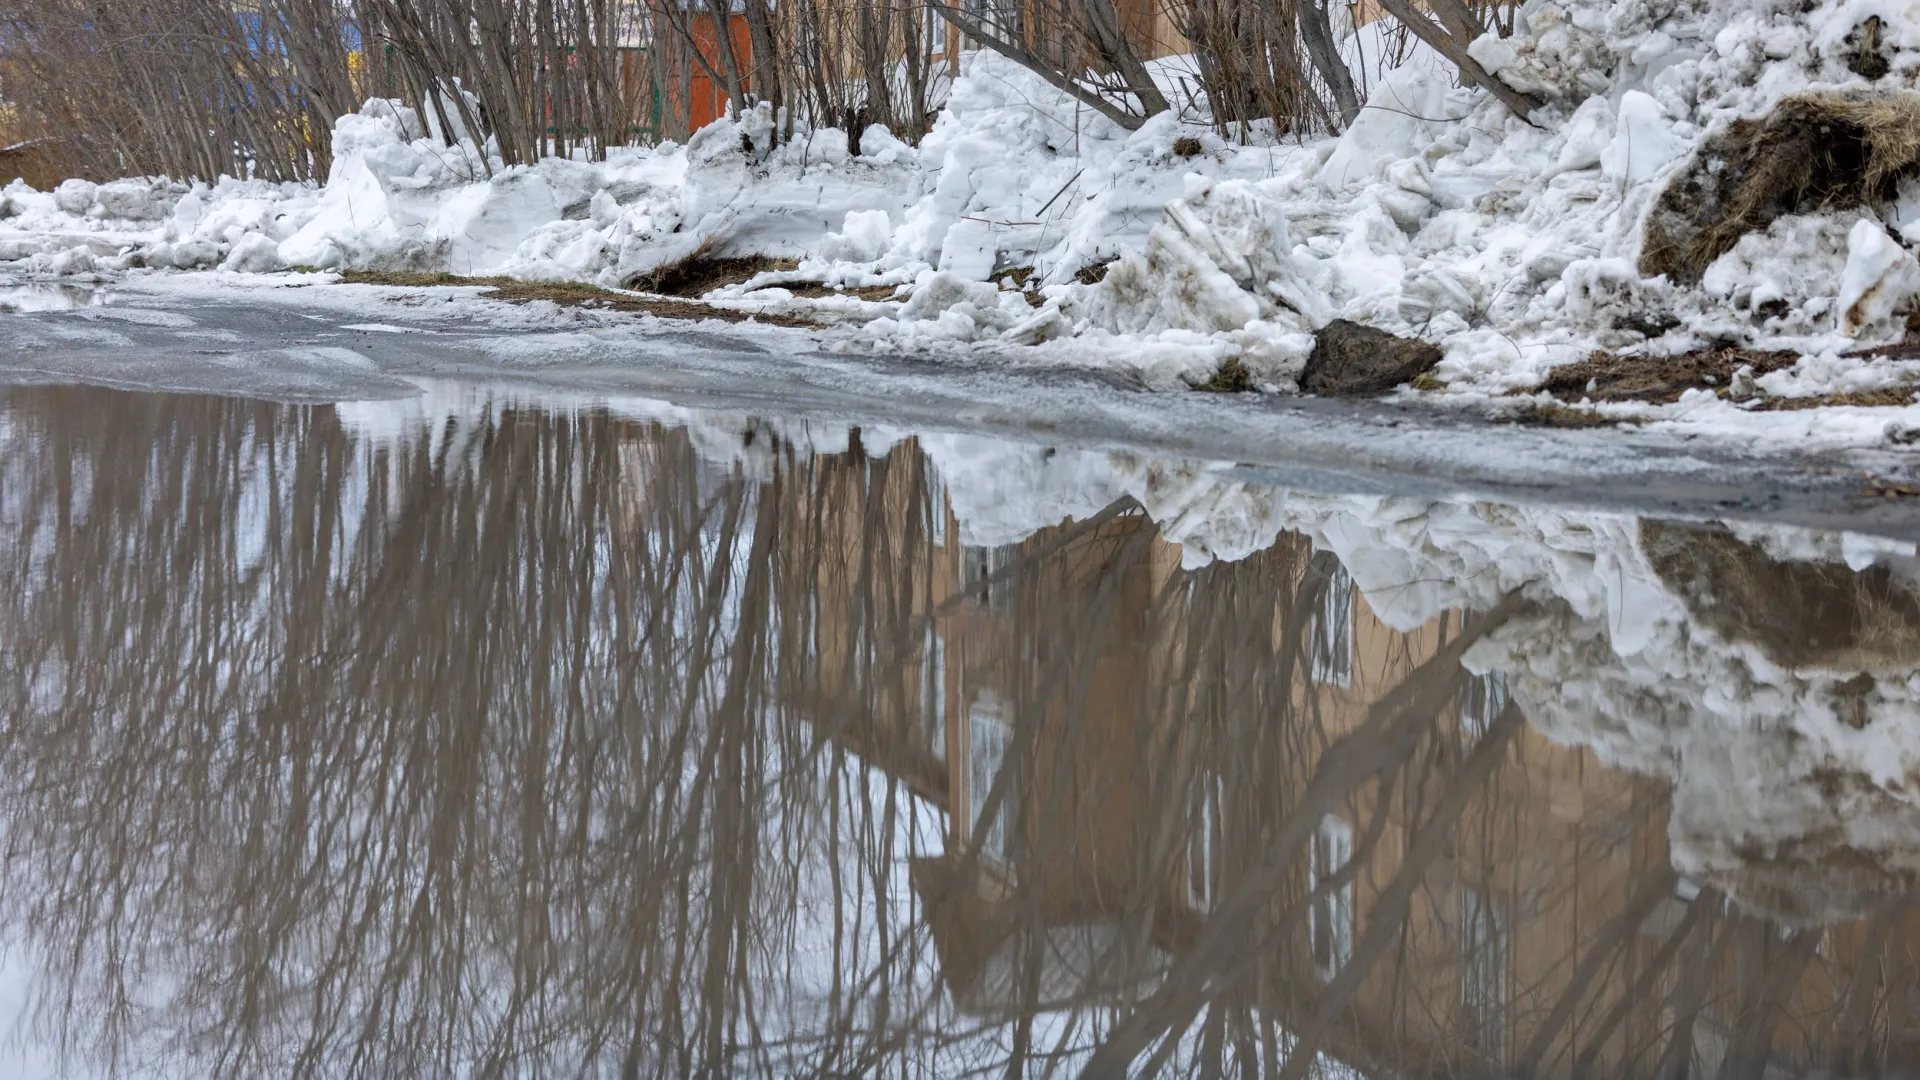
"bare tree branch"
1374,0,1542,124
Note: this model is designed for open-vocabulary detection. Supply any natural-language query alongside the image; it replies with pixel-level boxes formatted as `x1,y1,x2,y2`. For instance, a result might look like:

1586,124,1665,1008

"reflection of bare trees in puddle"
0,386,1916,1077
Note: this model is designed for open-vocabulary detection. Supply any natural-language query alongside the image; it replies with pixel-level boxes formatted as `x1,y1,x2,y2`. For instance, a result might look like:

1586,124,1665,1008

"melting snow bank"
14,1,1920,441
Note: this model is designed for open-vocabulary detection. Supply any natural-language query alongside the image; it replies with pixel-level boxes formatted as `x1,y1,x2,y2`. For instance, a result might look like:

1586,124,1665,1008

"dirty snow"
11,0,1920,441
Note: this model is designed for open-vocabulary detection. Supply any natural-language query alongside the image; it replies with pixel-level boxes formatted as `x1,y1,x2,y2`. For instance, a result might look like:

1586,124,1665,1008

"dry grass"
1193,356,1255,393
1499,403,1642,429
1753,387,1920,410
1642,92,1920,284
336,270,819,327
779,282,905,301
625,252,800,298
1074,257,1118,286
1642,521,1920,673
1532,346,1801,405
1530,343,1920,410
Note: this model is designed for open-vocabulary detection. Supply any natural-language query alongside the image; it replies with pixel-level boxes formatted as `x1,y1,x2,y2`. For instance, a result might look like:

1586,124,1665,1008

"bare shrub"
1,0,362,182
0,0,1537,185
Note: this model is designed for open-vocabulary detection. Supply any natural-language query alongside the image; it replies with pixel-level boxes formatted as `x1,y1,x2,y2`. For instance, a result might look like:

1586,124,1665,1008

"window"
1309,555,1353,687
1461,671,1507,742
927,8,946,54
1310,816,1354,980
968,694,1016,865
1462,887,1510,1064
965,0,1021,37
962,543,1018,613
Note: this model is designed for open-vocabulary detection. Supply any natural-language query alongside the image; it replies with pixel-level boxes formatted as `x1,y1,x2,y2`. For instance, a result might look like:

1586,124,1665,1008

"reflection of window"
1462,887,1509,1064
1186,778,1222,911
924,626,946,760
1461,671,1507,742
1310,816,1353,979
1309,556,1353,687
968,695,1015,864
807,589,821,664
962,544,1018,613
926,467,947,547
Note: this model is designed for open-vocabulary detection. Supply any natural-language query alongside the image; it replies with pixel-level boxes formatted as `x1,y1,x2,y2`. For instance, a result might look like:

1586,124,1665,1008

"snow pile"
0,96,920,284
12,0,1920,406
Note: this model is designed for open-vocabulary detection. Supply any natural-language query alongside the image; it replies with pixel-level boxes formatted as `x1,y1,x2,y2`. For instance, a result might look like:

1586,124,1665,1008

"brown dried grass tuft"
1193,357,1255,393
1642,92,1920,284
1642,521,1920,674
336,270,818,327
1531,346,1800,405
624,244,798,298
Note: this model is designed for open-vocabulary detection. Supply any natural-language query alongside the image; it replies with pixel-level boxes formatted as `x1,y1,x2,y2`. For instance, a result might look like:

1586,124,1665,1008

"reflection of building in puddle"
797,440,1920,1076
6,388,1920,1076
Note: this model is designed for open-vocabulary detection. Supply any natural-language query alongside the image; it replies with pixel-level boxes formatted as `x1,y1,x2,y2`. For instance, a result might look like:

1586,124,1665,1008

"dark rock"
1299,320,1442,396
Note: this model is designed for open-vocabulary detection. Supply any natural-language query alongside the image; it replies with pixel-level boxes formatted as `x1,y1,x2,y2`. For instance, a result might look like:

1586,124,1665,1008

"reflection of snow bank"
919,428,1920,925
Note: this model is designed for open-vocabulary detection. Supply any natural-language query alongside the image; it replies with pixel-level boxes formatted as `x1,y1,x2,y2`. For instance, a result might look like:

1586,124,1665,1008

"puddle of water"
0,282,108,313
1,383,1918,1078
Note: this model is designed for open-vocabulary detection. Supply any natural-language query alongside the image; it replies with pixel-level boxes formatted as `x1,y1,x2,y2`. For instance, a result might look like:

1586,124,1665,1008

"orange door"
688,14,752,132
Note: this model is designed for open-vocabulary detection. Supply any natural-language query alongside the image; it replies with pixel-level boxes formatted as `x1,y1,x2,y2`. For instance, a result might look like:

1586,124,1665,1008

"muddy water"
2,383,1920,1078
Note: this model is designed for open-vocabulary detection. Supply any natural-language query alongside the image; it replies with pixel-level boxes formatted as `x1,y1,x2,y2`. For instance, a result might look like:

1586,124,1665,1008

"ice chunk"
588,189,620,230
1086,229,1262,335
1601,91,1686,187
1074,180,1325,341
94,179,179,222
1838,217,1920,339
858,124,909,163
1553,95,1614,174
1320,58,1452,188
936,218,998,281
52,179,97,216
1468,34,1520,75
222,232,286,274
823,209,893,264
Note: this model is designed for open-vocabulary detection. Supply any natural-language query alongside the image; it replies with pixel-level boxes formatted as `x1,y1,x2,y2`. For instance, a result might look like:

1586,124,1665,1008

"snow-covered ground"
10,0,1920,450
